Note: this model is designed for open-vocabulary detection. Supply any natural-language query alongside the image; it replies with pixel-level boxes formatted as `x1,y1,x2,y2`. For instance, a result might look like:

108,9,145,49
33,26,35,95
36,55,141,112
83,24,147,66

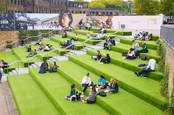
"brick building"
9,0,67,13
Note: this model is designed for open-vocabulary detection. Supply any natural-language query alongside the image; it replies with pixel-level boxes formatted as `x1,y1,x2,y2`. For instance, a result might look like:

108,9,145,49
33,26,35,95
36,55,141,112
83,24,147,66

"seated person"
106,78,119,93
95,28,104,33
149,33,153,40
96,75,107,89
62,31,67,38
42,44,50,51
35,39,42,45
91,50,102,60
0,67,4,83
85,22,91,30
49,61,58,72
132,40,139,52
87,32,91,39
100,54,110,64
39,61,49,73
37,44,43,51
81,73,93,94
82,86,97,104
60,41,68,48
109,37,116,46
67,40,75,50
93,33,104,40
65,84,81,101
27,45,31,52
71,34,78,41
135,56,156,77
136,41,148,57
0,60,9,69
104,36,112,50
126,48,136,60
27,49,37,58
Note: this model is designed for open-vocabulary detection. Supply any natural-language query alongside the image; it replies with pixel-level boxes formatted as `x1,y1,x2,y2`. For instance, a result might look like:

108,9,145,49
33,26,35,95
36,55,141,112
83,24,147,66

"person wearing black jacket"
100,54,110,64
106,78,119,93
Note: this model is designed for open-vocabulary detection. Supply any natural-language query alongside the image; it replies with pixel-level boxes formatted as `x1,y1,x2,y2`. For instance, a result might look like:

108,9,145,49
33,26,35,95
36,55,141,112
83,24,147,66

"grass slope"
69,55,168,110
29,68,109,115
87,49,163,80
8,74,60,115
56,60,163,115
12,48,41,67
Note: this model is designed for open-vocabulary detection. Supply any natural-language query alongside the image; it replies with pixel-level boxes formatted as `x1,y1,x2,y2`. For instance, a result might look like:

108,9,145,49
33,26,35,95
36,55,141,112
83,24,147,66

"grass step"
87,49,163,80
67,33,101,45
0,51,24,72
8,74,60,115
90,28,117,33
112,43,161,62
50,37,85,50
69,54,168,110
120,38,158,50
56,60,163,115
29,68,109,115
25,44,59,60
12,48,41,67
41,40,69,56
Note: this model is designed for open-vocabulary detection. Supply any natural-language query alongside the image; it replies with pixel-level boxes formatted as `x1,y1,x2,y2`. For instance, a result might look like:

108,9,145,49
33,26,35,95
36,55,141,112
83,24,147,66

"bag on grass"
141,56,147,60
98,91,107,97
122,52,128,56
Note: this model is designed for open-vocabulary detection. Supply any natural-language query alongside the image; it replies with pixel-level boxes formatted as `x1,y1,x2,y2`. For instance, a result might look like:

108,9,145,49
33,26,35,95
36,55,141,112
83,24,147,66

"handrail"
8,33,96,66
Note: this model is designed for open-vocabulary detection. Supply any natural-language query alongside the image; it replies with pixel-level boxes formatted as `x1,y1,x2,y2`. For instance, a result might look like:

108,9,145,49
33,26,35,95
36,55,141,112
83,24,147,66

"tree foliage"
160,0,174,16
133,0,160,15
0,0,11,13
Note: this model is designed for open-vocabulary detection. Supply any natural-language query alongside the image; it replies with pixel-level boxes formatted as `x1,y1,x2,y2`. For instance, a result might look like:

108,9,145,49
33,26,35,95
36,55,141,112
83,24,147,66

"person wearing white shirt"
82,73,92,94
0,67,3,83
135,56,156,77
43,44,50,51
126,48,136,59
132,40,139,52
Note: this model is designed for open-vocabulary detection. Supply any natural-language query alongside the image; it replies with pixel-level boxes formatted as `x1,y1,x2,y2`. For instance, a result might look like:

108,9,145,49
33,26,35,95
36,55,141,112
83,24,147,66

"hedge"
170,77,174,114
116,31,132,36
160,65,169,98
157,40,166,73
18,30,59,41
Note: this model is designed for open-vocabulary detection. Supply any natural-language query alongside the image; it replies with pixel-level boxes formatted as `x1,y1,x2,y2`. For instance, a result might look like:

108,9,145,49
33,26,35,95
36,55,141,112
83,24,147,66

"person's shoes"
134,72,139,77
143,75,148,78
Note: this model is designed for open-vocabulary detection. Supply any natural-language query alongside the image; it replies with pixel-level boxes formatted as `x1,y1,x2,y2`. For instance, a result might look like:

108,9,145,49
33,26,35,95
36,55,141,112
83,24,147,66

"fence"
160,25,174,50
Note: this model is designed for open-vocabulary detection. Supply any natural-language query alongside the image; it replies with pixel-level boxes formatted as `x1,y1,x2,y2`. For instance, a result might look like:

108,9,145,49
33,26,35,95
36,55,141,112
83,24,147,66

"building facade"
9,0,67,13
8,0,120,16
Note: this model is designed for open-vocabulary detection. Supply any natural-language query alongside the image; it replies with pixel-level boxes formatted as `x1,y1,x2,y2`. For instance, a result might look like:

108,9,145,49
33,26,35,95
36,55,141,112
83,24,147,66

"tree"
89,0,106,8
133,0,160,15
160,0,174,16
0,0,11,13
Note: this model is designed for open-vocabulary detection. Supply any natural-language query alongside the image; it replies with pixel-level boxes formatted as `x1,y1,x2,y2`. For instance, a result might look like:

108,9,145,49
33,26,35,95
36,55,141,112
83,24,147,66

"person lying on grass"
105,78,119,93
27,49,37,58
35,39,42,45
65,84,81,101
42,44,52,52
135,56,156,78
37,44,43,51
96,75,107,89
91,50,102,60
125,48,136,60
82,73,94,95
100,54,110,64
93,33,104,40
82,86,97,104
39,61,49,74
49,61,59,72
71,34,78,41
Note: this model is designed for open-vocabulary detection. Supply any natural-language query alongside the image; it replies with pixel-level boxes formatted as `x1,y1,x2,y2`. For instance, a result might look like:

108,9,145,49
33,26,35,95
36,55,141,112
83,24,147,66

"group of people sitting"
104,36,116,50
65,73,119,104
0,60,9,83
134,31,153,41
125,40,148,60
39,61,58,73
91,50,111,64
60,40,75,50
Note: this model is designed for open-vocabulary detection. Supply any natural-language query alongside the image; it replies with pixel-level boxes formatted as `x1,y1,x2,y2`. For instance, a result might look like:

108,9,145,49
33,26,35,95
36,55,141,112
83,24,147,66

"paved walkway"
0,82,18,115
166,46,174,102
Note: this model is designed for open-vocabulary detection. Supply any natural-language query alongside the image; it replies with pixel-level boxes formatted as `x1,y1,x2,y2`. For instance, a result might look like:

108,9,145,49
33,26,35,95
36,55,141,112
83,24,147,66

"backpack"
122,52,128,56
141,56,147,60
98,91,107,97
